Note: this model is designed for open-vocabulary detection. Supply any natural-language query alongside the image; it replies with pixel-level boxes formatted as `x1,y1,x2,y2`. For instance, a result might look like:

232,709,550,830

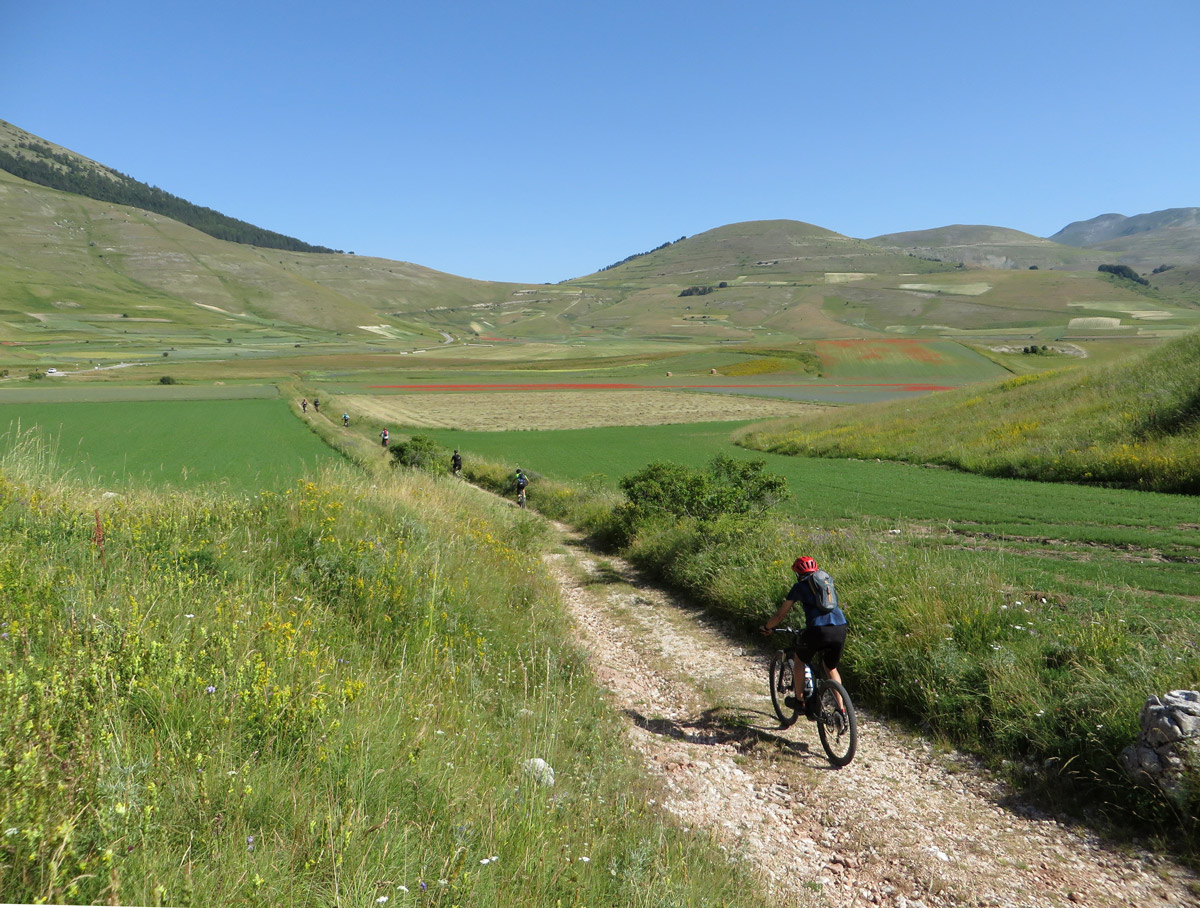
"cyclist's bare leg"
828,666,846,711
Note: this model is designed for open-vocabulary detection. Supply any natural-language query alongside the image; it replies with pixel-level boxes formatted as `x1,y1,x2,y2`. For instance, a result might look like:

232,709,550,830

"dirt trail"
543,526,1200,908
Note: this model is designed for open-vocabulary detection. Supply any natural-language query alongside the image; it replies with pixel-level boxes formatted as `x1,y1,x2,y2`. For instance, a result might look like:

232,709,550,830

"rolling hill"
1,119,1198,365
866,224,1107,270
1049,207,1200,267
868,209,1200,272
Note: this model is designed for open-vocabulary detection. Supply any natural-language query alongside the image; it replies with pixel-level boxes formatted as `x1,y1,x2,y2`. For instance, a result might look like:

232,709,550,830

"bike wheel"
769,651,798,727
815,679,857,767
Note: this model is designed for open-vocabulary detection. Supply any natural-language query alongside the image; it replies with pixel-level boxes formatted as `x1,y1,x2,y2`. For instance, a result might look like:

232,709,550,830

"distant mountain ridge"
868,207,1200,272
1050,208,1200,247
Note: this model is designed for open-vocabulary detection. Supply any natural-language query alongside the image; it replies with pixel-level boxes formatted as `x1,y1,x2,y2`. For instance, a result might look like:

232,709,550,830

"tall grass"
0,456,769,906
737,330,1200,494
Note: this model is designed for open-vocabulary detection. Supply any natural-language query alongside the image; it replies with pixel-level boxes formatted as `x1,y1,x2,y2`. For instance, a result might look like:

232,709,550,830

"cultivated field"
1,399,336,491
340,389,825,431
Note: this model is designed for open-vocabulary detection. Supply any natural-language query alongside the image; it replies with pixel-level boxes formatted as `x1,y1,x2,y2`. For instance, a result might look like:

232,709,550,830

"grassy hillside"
2,121,1196,372
736,329,1200,493
0,449,768,907
0,164,527,343
867,224,1107,270
0,119,336,254
575,219,958,284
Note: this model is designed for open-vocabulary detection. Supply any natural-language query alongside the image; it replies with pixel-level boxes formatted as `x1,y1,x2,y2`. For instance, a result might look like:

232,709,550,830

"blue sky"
4,0,1198,283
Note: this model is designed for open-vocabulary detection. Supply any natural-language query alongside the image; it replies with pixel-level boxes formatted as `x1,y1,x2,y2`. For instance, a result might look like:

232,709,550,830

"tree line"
0,140,340,254
599,235,688,272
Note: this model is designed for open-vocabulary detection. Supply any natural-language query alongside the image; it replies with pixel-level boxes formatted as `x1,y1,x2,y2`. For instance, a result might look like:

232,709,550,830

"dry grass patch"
341,390,822,431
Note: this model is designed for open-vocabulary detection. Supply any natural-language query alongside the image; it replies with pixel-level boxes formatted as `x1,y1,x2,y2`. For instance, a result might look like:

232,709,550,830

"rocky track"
544,528,1200,908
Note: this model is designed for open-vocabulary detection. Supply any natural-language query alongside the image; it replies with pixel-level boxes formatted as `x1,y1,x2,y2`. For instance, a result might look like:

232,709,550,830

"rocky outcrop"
1120,690,1200,805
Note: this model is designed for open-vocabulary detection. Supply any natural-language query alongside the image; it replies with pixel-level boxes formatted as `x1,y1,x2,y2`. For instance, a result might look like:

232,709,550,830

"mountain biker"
515,468,528,504
759,556,848,718
451,450,463,476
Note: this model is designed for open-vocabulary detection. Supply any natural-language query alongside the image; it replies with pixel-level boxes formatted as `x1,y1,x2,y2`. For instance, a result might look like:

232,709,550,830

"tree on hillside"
1098,263,1149,286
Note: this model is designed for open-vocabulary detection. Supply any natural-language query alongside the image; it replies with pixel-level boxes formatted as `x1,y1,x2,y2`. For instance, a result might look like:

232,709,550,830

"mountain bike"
768,627,857,766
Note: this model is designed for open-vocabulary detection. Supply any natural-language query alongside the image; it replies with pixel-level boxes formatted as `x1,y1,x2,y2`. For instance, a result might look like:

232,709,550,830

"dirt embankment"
544,527,1200,908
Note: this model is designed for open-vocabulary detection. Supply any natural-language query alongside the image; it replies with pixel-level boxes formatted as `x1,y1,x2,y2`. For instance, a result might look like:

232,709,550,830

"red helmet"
792,556,818,575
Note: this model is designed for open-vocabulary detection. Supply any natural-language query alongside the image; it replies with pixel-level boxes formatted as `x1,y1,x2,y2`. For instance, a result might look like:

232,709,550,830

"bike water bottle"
803,664,814,698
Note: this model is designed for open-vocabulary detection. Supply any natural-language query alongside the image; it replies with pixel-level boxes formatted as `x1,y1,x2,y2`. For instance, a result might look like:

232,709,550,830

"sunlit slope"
817,267,1200,338
559,221,1200,343
867,224,1106,270
0,166,526,341
575,219,957,284
1051,208,1200,267
737,329,1200,493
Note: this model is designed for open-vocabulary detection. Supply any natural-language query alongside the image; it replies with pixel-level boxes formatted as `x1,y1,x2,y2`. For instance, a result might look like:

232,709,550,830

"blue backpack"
805,570,839,612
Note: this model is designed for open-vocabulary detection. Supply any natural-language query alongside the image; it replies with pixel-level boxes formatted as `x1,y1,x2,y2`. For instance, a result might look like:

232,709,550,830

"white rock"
522,757,555,787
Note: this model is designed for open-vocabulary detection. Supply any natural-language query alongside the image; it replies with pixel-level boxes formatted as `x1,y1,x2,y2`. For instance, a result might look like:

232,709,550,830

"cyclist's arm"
760,599,797,635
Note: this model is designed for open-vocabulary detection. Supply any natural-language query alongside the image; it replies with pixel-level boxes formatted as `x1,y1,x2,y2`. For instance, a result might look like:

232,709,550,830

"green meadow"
0,398,337,492
420,422,1200,604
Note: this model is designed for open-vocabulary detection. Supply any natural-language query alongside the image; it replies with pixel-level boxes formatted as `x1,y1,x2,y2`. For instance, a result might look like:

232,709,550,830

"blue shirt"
787,573,847,628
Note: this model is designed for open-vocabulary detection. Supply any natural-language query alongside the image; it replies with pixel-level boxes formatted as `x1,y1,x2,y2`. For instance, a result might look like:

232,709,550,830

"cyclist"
451,449,463,476
760,556,848,718
380,428,390,448
515,468,528,505
342,412,350,427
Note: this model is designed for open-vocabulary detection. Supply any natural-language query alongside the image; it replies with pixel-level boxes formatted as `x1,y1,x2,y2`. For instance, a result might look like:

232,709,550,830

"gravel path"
544,529,1200,908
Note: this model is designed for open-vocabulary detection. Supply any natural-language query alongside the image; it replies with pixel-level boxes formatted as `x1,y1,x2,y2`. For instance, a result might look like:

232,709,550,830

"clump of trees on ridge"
0,140,340,254
1098,263,1149,286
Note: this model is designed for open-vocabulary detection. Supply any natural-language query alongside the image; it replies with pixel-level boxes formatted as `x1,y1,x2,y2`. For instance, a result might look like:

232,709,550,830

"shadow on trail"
626,705,814,759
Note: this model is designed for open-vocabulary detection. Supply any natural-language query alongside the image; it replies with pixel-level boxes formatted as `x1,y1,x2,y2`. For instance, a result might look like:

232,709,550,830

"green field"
420,423,1200,603
1,399,337,491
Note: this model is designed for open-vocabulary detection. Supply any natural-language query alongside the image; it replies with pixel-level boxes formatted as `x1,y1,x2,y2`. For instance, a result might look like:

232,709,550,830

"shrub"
158,375,176,385
614,456,787,542
388,434,442,471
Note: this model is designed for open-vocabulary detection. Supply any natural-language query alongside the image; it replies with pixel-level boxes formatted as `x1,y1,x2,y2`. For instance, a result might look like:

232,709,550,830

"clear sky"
4,0,1198,283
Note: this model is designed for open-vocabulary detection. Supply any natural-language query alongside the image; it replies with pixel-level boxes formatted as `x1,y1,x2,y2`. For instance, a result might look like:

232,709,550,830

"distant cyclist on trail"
514,467,529,506
451,449,463,476
380,428,389,448
342,412,350,427
760,556,848,718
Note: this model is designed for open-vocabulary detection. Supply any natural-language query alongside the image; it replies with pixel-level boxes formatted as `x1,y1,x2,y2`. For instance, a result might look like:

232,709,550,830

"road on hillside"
542,524,1200,908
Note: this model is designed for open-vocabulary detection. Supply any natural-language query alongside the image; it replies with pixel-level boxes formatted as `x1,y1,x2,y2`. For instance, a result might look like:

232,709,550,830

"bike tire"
769,651,799,727
815,679,857,767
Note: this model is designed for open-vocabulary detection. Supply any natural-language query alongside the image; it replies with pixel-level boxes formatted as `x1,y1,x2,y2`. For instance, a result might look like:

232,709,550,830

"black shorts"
791,624,848,671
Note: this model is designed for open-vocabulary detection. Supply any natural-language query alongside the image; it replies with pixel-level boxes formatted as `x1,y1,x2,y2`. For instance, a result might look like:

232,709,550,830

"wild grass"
0,454,768,906
738,330,1200,494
